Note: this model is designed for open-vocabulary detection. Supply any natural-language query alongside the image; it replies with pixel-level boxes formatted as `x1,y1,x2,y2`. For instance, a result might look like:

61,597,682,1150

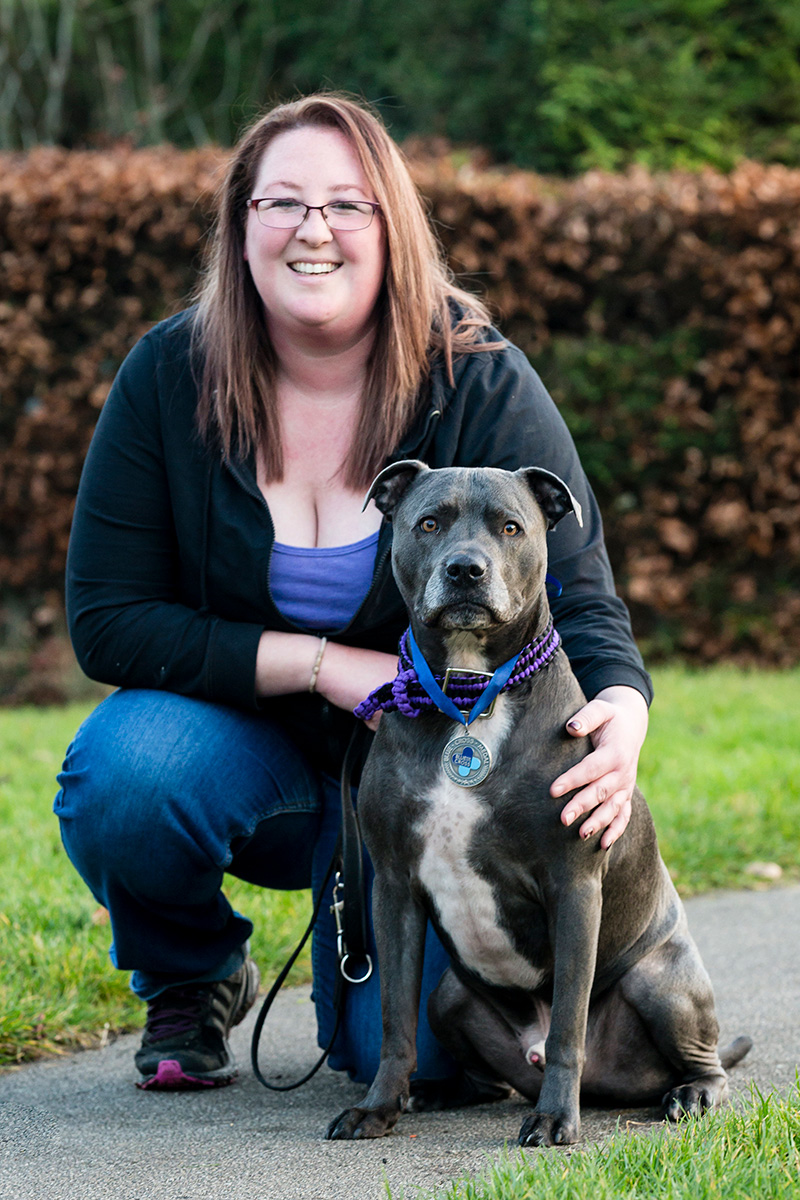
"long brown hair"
193,93,497,488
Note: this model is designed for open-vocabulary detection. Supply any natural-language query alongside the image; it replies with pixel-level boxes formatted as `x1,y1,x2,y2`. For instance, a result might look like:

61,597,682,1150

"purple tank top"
269,531,380,632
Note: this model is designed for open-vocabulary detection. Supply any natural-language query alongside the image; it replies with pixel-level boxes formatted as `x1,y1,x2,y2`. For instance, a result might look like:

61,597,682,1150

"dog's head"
365,461,582,634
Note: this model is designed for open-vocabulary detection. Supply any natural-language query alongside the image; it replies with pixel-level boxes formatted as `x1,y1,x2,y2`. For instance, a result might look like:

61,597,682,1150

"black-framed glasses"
249,197,381,231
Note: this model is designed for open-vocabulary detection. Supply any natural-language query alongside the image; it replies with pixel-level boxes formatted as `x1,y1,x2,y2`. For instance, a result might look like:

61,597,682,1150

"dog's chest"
414,700,546,991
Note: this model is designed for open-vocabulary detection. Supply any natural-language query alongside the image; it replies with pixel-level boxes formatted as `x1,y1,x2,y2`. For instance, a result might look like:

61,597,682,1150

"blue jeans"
54,689,454,1083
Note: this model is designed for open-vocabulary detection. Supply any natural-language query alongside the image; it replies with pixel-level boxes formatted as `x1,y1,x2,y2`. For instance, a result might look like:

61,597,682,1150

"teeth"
289,262,340,274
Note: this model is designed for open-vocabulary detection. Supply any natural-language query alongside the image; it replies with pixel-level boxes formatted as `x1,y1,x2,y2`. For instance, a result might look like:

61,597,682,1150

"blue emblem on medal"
442,734,492,787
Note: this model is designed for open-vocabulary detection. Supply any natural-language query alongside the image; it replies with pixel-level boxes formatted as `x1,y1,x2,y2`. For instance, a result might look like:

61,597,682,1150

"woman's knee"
55,691,208,893
54,688,322,885
57,691,209,836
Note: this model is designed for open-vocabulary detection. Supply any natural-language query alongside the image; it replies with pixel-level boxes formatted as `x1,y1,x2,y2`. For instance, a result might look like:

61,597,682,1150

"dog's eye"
419,517,439,533
503,522,521,536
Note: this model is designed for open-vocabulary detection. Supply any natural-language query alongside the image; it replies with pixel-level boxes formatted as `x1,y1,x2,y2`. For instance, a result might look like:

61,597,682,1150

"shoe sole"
136,1059,237,1090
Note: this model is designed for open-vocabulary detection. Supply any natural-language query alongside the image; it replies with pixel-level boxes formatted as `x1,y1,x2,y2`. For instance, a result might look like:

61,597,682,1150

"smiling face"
244,125,386,347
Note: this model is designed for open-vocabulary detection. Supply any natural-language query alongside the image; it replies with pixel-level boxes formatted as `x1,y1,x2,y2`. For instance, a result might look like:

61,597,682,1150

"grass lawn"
404,1083,800,1200
1,665,798,1068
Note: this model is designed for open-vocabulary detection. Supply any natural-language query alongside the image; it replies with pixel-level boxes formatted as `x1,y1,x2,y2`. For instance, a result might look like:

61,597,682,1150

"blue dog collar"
354,620,561,723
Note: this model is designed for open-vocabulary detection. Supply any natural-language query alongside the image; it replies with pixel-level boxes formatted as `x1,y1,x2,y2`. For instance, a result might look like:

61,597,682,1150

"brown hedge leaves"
0,146,224,599
1,148,799,666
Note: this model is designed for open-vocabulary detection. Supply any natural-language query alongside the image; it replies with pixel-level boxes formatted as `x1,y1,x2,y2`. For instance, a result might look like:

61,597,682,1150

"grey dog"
327,461,751,1147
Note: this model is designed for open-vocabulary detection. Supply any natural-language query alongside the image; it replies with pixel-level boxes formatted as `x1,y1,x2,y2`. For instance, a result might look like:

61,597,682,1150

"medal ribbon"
407,630,522,729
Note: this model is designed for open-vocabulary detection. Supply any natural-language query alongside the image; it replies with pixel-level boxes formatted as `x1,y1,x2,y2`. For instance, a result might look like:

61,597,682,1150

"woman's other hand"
315,641,396,731
255,631,395,731
550,685,649,850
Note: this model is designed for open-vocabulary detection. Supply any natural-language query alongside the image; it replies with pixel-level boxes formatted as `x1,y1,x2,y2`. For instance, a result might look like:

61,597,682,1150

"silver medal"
442,733,492,787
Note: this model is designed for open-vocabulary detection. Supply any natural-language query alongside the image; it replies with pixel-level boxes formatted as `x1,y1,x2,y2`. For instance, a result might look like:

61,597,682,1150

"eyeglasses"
249,197,381,231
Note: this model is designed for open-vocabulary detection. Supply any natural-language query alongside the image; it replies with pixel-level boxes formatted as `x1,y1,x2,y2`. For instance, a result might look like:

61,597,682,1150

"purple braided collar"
354,619,561,722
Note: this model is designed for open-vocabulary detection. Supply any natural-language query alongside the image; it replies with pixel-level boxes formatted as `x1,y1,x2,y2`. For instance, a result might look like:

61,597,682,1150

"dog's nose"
445,552,487,582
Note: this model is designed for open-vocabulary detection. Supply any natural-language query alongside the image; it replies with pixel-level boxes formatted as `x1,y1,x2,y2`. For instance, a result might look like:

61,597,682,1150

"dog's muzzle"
422,564,502,629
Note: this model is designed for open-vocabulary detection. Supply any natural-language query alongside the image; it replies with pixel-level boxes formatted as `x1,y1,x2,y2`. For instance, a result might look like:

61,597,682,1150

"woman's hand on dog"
550,685,649,849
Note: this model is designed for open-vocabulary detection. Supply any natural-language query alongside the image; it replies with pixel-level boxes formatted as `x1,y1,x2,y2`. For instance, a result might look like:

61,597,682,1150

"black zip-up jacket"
67,309,652,773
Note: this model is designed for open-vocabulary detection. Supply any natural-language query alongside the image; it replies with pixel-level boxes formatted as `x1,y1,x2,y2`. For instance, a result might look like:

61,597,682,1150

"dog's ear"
363,460,429,518
517,467,584,530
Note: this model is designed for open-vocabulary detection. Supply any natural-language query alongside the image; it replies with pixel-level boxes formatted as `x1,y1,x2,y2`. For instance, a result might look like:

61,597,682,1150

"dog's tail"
720,1035,753,1069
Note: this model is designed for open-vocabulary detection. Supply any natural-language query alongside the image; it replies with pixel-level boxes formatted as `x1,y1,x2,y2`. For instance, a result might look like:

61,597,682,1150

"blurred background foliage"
3,0,800,172
3,2,800,694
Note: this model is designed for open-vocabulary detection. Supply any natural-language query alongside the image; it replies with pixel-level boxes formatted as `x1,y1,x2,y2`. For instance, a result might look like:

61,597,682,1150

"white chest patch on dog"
415,699,546,991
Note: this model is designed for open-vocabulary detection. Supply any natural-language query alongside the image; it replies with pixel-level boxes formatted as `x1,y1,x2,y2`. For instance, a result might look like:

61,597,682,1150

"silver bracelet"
308,637,328,693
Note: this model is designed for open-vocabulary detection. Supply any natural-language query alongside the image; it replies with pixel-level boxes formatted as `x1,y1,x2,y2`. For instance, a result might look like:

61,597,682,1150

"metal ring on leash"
251,722,373,1093
340,953,373,984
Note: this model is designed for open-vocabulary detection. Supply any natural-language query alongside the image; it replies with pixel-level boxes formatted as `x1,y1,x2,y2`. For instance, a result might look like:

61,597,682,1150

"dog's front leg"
518,878,602,1147
327,870,427,1140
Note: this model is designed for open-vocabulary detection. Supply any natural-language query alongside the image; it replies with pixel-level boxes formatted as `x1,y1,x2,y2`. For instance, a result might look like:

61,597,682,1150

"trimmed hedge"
1,147,799,697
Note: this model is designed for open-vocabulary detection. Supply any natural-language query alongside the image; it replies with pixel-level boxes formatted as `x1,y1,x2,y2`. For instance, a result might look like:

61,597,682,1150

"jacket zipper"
224,455,294,630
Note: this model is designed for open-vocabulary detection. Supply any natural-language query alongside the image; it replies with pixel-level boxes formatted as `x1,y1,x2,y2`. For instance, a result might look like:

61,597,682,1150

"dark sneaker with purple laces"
135,957,260,1090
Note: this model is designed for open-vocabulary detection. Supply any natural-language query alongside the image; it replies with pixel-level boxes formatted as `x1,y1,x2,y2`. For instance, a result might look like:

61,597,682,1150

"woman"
57,94,651,1091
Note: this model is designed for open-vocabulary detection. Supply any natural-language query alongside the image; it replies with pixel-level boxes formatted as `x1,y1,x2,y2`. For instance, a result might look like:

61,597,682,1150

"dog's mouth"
425,601,497,631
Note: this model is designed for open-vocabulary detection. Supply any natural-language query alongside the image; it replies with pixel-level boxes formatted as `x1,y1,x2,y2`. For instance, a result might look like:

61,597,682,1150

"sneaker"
135,956,260,1090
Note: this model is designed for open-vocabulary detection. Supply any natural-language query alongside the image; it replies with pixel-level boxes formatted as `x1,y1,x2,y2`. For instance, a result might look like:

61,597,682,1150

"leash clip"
442,668,496,719
330,871,373,985
330,872,346,962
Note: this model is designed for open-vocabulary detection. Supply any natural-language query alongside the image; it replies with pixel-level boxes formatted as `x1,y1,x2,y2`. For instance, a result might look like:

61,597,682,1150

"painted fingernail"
582,827,594,839
567,719,582,732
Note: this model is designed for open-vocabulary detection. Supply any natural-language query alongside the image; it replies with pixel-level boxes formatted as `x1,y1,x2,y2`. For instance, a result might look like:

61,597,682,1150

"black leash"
250,721,372,1091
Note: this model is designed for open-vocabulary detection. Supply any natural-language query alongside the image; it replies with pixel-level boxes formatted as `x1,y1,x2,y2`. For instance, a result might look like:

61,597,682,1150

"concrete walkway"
2,885,798,1200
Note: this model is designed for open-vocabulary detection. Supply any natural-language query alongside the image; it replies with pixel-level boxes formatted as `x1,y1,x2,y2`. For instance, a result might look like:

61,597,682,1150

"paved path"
2,885,798,1200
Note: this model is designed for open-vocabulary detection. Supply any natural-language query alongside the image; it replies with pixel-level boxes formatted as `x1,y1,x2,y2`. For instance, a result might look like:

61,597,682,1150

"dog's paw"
326,1105,399,1140
518,1110,580,1147
662,1075,727,1122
